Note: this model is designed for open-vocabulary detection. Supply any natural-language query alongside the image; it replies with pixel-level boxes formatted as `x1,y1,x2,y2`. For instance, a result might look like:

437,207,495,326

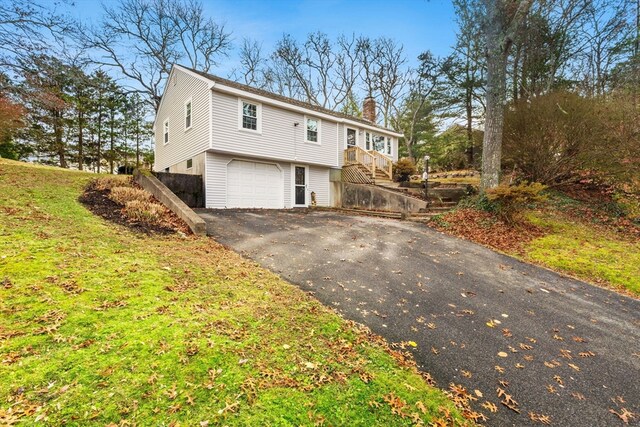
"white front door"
292,165,308,207
226,160,284,208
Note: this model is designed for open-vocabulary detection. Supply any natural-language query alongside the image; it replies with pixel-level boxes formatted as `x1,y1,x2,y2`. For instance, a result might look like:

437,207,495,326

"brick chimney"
363,96,376,124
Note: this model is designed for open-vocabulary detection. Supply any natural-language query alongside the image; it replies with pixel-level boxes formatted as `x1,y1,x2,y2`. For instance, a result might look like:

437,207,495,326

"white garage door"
226,160,284,208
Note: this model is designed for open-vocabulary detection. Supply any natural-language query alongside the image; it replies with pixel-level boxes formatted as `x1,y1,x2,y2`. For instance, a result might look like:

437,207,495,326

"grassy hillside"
0,159,466,425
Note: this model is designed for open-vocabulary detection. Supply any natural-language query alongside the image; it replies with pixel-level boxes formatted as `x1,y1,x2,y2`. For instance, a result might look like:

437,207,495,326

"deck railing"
344,146,375,174
343,146,393,180
372,151,393,179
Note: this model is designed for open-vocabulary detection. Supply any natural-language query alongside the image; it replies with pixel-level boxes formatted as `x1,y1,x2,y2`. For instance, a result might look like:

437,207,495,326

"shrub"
109,186,151,206
486,182,547,224
94,176,131,191
503,91,638,186
123,200,165,223
393,158,417,182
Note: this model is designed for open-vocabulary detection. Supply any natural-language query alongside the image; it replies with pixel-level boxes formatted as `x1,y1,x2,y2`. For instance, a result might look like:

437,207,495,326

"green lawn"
0,159,466,425
525,212,640,295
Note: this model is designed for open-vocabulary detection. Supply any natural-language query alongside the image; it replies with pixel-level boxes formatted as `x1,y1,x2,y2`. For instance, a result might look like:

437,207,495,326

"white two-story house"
153,64,402,209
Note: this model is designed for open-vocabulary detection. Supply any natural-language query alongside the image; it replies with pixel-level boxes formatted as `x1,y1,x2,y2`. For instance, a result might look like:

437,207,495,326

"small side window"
163,120,169,144
185,99,192,130
186,158,193,169
164,167,169,173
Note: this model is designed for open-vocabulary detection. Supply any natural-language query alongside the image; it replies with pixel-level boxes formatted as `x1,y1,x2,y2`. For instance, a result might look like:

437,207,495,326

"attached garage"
226,160,284,208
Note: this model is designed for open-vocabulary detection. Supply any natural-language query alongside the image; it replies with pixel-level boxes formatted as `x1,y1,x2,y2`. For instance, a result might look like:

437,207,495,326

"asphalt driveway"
196,208,640,426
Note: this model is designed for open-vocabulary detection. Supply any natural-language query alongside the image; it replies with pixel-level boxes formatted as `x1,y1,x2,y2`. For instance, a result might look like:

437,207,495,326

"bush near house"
486,182,547,225
393,158,417,182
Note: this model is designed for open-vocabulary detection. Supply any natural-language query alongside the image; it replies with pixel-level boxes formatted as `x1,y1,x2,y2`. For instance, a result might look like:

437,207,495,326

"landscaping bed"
80,177,190,236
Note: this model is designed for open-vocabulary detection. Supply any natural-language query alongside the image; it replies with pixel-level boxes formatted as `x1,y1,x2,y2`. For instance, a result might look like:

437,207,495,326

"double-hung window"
241,101,258,131
185,99,192,130
163,120,169,144
305,117,320,143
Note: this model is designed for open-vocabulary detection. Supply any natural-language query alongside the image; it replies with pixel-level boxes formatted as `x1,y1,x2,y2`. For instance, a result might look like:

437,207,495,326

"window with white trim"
163,120,169,144
306,117,320,143
346,128,356,147
241,101,258,131
185,99,192,130
387,137,392,155
365,132,371,150
186,158,193,169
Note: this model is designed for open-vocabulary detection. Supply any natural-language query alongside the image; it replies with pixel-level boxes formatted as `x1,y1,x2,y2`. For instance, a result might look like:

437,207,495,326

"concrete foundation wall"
339,183,427,213
153,171,204,208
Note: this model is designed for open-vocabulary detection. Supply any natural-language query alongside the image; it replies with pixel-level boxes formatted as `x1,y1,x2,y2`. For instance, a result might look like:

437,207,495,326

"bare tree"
374,38,409,127
578,0,633,96
233,38,267,87
391,51,445,162
481,0,534,191
0,0,75,73
87,0,231,110
272,32,360,109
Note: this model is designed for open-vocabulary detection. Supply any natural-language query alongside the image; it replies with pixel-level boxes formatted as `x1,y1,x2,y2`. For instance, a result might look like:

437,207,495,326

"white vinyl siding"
308,165,330,207
211,91,338,167
154,68,210,171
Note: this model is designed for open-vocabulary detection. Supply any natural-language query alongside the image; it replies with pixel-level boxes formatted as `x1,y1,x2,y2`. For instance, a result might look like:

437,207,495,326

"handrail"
344,146,375,175
371,151,393,179
343,146,392,180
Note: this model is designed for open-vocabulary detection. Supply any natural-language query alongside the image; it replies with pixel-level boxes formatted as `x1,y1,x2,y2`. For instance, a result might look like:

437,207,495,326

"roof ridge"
174,64,400,134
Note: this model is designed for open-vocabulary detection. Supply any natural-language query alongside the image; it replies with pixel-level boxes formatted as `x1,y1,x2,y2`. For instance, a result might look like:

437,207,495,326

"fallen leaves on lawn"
430,208,545,254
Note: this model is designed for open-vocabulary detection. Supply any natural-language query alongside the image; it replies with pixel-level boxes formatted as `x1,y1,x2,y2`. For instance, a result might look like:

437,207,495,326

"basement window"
186,158,193,169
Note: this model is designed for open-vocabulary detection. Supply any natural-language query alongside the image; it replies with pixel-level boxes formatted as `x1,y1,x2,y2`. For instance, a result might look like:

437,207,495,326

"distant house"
153,64,402,209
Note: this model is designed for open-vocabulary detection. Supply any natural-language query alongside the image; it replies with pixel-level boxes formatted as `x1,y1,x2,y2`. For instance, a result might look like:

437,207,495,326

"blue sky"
69,0,458,73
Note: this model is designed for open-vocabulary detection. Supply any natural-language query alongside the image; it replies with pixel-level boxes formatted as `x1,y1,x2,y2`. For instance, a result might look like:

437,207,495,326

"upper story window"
346,128,356,147
163,120,169,144
185,99,192,130
241,101,258,131
306,117,320,144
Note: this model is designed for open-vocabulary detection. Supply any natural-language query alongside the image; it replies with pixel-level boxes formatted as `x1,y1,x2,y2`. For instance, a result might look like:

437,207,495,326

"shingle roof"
177,65,401,135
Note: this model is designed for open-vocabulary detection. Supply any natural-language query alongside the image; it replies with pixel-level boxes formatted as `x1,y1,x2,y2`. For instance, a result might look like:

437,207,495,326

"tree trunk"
97,105,102,173
466,88,474,167
77,109,84,171
109,109,115,174
481,2,508,190
54,111,67,168
135,119,141,168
